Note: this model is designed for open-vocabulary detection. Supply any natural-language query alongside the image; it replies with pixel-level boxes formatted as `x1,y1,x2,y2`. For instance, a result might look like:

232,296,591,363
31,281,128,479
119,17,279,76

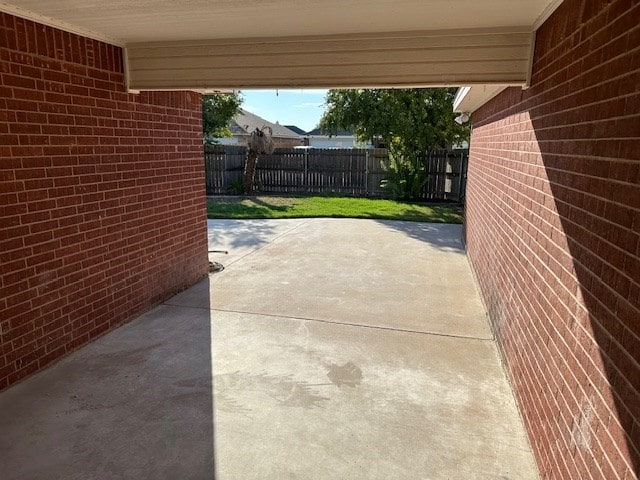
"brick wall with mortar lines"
0,12,209,390
464,0,639,479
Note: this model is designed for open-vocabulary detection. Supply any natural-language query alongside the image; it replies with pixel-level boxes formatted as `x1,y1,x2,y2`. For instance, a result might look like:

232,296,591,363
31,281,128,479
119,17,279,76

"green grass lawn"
207,196,463,223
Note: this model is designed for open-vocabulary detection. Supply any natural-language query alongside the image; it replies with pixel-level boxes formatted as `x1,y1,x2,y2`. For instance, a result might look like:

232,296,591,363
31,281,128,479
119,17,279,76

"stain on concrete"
215,371,330,413
70,343,164,380
326,362,362,387
59,392,125,415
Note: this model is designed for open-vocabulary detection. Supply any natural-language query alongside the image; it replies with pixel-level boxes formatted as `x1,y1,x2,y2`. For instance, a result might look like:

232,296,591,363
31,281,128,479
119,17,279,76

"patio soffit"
1,0,563,92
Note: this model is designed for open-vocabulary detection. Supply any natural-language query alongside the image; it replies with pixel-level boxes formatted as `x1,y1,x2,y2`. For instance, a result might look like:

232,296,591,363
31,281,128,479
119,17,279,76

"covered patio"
0,219,537,479
2,0,638,478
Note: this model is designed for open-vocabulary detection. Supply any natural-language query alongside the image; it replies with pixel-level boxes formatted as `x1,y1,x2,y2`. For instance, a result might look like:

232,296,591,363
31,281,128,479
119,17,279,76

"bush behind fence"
204,145,468,201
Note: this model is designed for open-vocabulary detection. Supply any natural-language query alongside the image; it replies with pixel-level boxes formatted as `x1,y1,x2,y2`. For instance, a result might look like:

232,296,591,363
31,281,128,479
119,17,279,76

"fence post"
222,148,228,193
204,149,210,195
365,149,370,195
304,150,309,193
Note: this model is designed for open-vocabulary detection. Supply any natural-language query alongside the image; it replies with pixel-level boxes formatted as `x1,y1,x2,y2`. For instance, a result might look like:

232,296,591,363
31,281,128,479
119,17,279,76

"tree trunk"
243,148,259,194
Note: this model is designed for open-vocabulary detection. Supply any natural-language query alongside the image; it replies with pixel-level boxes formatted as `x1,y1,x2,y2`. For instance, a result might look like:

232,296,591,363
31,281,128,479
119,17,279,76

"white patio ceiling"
1,0,563,108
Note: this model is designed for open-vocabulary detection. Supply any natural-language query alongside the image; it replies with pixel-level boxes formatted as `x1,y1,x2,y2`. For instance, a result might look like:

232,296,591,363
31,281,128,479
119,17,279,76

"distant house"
304,127,371,149
215,109,303,148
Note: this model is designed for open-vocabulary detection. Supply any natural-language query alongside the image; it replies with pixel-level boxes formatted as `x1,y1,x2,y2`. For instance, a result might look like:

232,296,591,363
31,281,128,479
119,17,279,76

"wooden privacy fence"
204,146,468,201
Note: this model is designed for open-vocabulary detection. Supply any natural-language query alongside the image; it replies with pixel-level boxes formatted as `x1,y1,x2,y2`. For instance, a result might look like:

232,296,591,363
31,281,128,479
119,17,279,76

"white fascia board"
453,84,511,113
453,86,472,111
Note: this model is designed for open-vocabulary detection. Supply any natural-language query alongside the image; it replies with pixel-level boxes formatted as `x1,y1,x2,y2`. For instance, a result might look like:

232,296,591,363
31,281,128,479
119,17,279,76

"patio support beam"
125,27,532,90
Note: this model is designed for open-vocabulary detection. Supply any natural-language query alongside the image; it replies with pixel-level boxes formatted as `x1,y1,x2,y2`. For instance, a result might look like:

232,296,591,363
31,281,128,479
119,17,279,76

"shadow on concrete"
374,219,466,253
0,278,215,480
208,219,279,250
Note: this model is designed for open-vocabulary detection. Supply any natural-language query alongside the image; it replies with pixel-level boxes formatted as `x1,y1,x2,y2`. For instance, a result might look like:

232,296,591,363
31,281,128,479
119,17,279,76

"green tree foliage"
202,92,243,140
319,88,470,199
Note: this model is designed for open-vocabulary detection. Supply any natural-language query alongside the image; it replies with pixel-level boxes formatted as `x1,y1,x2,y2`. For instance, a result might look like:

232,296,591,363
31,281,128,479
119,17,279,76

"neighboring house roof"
284,125,307,135
306,127,353,136
231,109,301,138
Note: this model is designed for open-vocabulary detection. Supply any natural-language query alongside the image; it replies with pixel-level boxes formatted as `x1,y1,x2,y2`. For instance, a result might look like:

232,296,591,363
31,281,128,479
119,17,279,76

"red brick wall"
465,0,639,479
0,13,208,390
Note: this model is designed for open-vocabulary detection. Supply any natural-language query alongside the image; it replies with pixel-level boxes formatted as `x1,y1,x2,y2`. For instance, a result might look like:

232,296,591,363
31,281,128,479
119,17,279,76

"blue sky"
240,89,328,132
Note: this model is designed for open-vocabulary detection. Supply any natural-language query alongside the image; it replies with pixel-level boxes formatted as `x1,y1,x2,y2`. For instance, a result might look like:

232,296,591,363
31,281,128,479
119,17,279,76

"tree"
202,92,243,141
319,88,470,199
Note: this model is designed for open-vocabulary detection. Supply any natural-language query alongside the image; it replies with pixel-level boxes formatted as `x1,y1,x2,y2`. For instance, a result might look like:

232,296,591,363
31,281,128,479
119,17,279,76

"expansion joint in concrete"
208,306,496,342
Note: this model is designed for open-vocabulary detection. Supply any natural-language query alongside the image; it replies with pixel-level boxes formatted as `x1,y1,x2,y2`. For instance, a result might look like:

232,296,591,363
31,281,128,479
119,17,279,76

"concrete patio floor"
0,218,538,479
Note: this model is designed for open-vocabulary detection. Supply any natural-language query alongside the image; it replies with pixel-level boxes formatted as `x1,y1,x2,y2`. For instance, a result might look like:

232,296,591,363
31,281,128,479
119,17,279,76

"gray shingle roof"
231,109,301,138
284,125,308,135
